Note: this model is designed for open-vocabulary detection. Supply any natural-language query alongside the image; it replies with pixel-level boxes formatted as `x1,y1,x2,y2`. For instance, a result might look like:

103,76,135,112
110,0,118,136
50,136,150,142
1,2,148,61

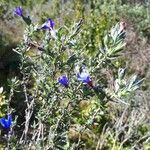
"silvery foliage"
8,20,143,149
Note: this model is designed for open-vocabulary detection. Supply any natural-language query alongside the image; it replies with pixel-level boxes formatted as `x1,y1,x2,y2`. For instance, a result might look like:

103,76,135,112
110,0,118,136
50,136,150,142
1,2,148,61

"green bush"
0,1,149,149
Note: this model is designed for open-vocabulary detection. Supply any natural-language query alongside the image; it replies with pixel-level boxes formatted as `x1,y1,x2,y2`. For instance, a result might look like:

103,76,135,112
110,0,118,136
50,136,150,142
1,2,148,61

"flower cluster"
14,7,94,89
14,7,55,30
58,67,94,88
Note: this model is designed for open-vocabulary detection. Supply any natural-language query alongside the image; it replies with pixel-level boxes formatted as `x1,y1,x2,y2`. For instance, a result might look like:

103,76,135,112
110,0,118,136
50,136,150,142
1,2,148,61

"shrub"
0,8,149,149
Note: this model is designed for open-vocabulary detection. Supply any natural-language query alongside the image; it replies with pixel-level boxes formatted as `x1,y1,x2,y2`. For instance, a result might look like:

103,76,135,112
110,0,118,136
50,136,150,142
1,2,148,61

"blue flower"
58,75,69,88
77,72,91,83
77,69,93,87
14,7,23,16
0,114,12,129
41,18,55,30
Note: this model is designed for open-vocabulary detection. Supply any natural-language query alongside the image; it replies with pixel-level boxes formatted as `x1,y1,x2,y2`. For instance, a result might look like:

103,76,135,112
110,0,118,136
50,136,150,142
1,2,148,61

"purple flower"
0,114,12,129
77,72,91,83
41,18,55,30
14,7,23,16
58,75,69,88
77,69,93,87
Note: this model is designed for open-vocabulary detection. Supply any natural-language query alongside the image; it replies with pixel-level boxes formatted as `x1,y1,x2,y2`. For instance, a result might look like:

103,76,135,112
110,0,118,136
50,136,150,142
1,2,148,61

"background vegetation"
0,0,149,149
